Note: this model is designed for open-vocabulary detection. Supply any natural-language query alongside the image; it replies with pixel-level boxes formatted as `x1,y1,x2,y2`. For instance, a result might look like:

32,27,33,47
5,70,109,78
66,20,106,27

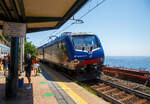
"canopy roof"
0,0,87,33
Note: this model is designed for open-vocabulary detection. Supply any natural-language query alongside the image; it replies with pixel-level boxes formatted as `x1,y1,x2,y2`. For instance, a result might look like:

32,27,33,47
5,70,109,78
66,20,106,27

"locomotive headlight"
98,57,104,62
72,59,79,64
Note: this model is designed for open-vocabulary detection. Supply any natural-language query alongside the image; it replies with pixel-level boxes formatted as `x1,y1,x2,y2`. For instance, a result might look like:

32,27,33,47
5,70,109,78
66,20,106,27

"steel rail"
100,80,150,100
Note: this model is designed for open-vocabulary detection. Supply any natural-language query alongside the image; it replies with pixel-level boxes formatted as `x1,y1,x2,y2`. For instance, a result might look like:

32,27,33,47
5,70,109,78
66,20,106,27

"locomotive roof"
38,32,96,49
61,32,94,36
39,35,67,48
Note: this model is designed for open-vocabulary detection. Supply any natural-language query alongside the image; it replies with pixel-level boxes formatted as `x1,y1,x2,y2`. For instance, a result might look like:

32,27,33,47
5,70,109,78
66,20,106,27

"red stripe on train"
77,58,102,66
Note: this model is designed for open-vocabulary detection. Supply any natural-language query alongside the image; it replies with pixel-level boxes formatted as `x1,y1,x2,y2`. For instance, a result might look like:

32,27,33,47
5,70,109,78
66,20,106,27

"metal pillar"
6,37,19,98
20,37,24,72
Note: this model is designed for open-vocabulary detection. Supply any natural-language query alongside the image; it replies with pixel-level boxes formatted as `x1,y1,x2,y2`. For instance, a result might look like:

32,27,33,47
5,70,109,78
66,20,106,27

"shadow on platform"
40,65,72,83
0,83,33,104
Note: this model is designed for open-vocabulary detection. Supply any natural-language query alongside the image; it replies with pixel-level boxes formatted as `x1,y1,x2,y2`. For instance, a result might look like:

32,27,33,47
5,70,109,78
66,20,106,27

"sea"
104,56,150,72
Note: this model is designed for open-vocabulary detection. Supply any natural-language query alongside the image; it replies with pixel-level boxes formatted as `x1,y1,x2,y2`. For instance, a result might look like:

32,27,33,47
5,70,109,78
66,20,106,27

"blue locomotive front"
38,32,104,81
64,32,104,81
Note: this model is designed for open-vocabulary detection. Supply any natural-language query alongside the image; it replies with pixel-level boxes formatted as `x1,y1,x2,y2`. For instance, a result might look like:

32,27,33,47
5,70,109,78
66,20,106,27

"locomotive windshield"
72,35,100,50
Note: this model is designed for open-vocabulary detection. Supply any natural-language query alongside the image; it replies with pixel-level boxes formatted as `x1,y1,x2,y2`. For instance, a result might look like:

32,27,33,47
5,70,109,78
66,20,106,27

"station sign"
3,22,26,37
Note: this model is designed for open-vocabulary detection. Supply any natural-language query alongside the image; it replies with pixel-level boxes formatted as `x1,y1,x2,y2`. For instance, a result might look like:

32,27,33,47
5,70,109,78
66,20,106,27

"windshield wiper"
82,46,85,51
90,46,93,51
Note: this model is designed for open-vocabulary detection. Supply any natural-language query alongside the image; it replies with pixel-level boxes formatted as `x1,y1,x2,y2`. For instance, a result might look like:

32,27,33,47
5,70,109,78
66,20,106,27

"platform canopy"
0,0,87,33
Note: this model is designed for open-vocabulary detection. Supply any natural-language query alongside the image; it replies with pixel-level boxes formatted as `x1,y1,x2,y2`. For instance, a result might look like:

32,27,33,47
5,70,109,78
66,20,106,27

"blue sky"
27,0,150,56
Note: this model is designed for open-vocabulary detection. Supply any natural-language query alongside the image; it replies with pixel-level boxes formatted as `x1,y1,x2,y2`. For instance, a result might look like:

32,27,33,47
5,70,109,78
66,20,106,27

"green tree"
24,42,37,58
0,34,6,41
0,34,10,46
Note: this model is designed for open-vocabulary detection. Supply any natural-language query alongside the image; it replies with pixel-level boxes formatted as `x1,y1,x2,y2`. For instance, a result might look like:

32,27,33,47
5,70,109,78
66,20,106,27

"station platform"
0,64,110,104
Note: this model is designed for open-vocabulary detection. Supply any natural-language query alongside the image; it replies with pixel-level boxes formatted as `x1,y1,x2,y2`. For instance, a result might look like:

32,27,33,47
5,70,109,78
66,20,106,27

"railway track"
41,63,150,104
84,80,150,104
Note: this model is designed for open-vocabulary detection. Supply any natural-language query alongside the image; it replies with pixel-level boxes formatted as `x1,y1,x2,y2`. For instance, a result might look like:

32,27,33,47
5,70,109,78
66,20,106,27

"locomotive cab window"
72,35,100,50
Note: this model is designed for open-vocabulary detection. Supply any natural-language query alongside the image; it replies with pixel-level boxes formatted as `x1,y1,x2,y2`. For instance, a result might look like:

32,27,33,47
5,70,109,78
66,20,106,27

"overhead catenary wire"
40,0,106,46
79,0,106,19
38,37,49,46
52,23,74,37
53,0,106,36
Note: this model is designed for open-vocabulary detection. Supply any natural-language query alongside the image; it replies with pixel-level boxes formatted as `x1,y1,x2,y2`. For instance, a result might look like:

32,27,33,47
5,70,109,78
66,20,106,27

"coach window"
58,42,61,48
61,41,65,48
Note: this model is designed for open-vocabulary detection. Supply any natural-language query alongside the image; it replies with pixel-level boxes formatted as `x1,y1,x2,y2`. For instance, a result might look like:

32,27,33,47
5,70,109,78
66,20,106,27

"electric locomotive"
38,32,104,81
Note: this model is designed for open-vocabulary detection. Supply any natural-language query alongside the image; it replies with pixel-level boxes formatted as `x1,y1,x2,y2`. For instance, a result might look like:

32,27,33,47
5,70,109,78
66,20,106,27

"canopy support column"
6,37,19,98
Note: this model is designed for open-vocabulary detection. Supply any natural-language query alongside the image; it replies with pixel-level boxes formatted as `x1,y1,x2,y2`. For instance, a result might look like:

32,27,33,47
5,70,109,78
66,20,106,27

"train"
0,44,10,58
38,32,105,81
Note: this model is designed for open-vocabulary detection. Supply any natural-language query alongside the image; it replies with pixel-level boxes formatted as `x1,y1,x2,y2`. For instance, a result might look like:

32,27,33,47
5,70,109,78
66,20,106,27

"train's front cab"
65,32,104,81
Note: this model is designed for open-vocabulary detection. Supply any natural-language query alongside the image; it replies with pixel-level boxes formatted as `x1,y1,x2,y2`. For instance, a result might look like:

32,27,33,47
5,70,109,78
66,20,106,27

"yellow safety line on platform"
46,68,88,104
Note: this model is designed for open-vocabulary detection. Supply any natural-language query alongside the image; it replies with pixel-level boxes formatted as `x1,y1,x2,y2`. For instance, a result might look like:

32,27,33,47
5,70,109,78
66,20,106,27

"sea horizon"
104,56,150,72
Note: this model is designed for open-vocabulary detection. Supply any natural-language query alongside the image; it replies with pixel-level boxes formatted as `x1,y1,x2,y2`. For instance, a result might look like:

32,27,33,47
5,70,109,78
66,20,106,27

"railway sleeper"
119,94,135,103
124,96,140,104
133,99,149,104
106,90,121,96
98,83,105,85
111,91,125,97
98,83,107,87
102,88,118,94
90,83,106,89
113,92,128,100
96,86,111,92
90,85,102,89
